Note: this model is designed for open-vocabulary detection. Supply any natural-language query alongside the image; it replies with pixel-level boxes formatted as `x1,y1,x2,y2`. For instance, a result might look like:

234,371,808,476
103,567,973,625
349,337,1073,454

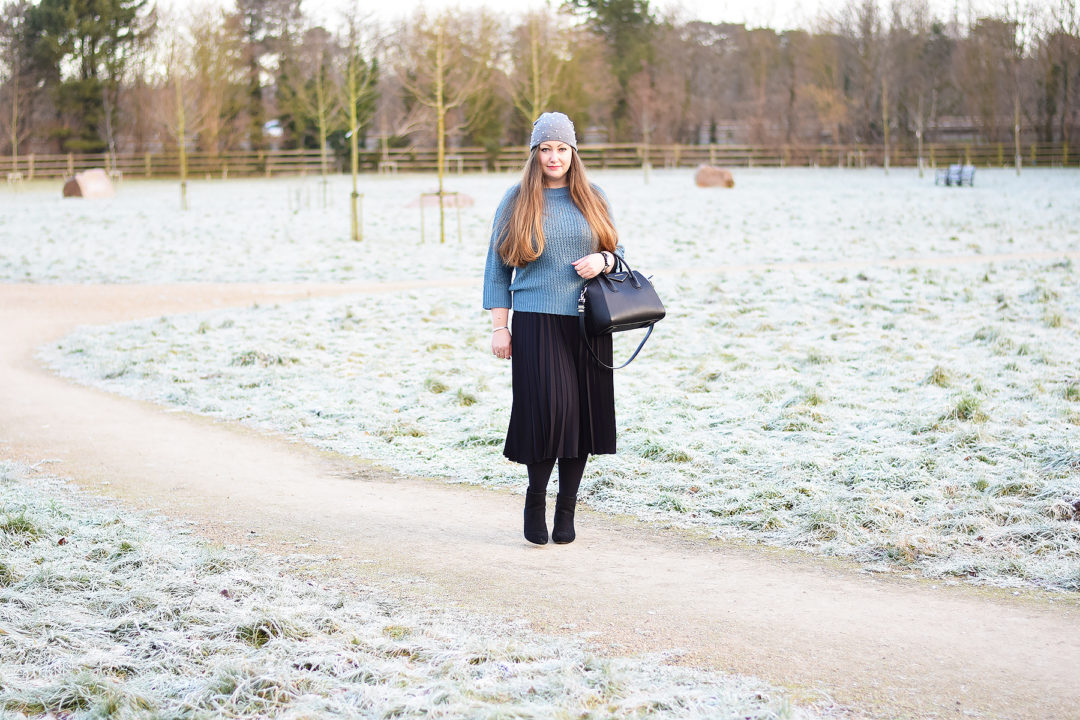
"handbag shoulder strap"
577,310,654,370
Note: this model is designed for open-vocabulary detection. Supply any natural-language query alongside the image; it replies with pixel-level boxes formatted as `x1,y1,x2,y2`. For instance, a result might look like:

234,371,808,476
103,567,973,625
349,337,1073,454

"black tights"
527,456,587,498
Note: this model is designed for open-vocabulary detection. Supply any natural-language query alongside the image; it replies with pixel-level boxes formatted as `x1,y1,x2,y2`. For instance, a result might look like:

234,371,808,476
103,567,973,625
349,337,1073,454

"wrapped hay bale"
62,168,116,199
694,165,735,188
407,193,475,208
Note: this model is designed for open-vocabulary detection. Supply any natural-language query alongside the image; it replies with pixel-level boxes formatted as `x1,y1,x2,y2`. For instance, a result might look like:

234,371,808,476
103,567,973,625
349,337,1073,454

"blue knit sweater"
483,185,624,317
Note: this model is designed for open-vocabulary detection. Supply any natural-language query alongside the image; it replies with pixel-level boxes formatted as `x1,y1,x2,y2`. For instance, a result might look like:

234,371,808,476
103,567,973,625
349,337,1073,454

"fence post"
1064,142,1070,167
28,154,35,180
67,153,74,176
1030,144,1036,167
145,152,152,177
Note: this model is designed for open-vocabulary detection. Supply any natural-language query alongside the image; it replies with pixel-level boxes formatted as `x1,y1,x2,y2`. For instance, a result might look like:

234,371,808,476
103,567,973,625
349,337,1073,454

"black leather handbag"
577,255,665,369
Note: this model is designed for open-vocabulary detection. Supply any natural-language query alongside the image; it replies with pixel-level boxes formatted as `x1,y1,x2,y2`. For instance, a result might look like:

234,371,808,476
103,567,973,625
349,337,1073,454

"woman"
483,111,623,546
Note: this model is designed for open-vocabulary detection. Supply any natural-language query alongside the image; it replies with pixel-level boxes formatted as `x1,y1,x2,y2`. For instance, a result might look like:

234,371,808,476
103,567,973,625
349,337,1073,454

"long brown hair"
497,147,618,267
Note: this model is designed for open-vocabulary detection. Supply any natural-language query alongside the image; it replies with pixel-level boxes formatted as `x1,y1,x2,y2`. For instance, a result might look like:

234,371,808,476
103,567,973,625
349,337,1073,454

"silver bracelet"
492,326,509,333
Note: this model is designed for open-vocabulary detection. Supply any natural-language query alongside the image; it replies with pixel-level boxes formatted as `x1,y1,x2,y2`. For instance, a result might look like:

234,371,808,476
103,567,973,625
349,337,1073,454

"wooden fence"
2,142,1076,180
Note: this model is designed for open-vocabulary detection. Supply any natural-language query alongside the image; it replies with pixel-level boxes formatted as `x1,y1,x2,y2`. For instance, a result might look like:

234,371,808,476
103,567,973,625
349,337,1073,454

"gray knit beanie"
529,112,578,150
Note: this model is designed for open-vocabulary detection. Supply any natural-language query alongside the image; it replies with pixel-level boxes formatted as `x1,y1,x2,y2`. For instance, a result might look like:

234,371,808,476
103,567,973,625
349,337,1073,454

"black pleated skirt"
503,311,616,465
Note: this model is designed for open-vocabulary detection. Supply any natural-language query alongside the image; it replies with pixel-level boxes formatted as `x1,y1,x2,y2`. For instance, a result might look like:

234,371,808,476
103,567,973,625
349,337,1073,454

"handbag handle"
603,254,642,289
578,315,654,370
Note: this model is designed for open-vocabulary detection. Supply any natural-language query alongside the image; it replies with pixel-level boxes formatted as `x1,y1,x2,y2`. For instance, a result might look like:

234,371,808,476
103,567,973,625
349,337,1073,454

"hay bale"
61,168,116,199
407,192,475,208
694,166,735,188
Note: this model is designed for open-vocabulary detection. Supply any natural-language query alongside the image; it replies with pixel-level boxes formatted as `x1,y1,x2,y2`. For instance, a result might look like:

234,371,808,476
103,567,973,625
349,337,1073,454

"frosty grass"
0,461,815,719
8,168,1080,591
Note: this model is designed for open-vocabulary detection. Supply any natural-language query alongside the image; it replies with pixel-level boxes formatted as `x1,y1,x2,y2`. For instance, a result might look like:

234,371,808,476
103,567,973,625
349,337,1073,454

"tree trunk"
436,24,446,244
316,61,329,209
916,92,925,178
175,74,188,211
882,74,890,174
348,59,361,242
9,69,18,173
1014,93,1022,176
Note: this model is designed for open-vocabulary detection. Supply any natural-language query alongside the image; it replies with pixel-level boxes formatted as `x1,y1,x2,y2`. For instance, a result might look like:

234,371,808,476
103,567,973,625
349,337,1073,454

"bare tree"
155,16,207,210
395,11,483,243
742,27,782,142
1048,0,1080,144
167,39,192,210
0,0,34,174
802,29,851,143
510,9,567,127
458,9,506,164
551,24,618,140
278,25,343,205
959,16,1013,143
190,9,246,154
340,8,378,242
677,21,748,144
1004,0,1038,173
890,0,953,174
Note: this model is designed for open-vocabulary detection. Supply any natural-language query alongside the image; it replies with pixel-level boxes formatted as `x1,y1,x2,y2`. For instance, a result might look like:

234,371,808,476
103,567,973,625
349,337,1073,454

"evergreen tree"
25,0,153,152
232,0,302,150
564,0,656,140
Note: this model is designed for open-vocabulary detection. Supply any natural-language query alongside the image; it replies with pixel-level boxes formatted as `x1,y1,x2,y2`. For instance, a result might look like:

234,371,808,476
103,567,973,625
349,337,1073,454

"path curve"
3,251,1080,720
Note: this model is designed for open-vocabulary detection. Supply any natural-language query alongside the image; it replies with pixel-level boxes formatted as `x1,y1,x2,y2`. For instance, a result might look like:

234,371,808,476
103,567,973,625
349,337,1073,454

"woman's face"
538,141,572,187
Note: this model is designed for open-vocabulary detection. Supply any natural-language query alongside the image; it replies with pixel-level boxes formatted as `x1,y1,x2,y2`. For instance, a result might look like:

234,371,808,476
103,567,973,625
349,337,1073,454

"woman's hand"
492,327,512,360
572,253,606,279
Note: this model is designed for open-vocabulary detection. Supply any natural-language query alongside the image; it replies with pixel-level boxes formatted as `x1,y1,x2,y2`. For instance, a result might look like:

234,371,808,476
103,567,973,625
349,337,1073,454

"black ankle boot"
523,490,548,545
551,494,576,544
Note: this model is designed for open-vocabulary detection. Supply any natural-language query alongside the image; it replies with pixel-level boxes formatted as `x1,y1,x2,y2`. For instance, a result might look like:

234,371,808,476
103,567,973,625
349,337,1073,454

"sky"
289,0,991,32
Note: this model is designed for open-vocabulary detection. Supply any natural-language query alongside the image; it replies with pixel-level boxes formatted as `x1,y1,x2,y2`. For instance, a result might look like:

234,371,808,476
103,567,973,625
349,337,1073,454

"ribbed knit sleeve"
482,187,518,310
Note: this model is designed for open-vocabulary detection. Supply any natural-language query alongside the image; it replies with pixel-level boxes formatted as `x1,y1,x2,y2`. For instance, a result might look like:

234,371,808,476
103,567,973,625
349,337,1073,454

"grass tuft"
424,378,449,394
942,394,987,423
382,625,411,640
0,512,39,537
924,365,951,387
230,350,299,367
0,561,15,586
235,616,303,648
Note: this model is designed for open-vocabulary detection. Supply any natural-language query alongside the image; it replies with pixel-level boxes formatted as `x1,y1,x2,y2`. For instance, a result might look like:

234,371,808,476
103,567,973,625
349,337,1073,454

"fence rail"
2,142,1075,180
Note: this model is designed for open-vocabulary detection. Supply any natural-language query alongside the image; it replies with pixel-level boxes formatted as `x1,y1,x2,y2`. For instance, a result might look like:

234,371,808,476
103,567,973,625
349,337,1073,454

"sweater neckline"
543,185,570,194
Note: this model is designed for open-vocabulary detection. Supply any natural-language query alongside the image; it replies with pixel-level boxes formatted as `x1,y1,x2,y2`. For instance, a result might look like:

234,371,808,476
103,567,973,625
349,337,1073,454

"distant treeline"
1,0,1078,161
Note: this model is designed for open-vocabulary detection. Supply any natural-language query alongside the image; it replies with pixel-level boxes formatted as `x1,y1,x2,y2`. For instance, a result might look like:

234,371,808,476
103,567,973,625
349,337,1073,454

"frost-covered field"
40,256,1080,590
2,168,1079,283
15,168,1080,591
0,461,816,719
